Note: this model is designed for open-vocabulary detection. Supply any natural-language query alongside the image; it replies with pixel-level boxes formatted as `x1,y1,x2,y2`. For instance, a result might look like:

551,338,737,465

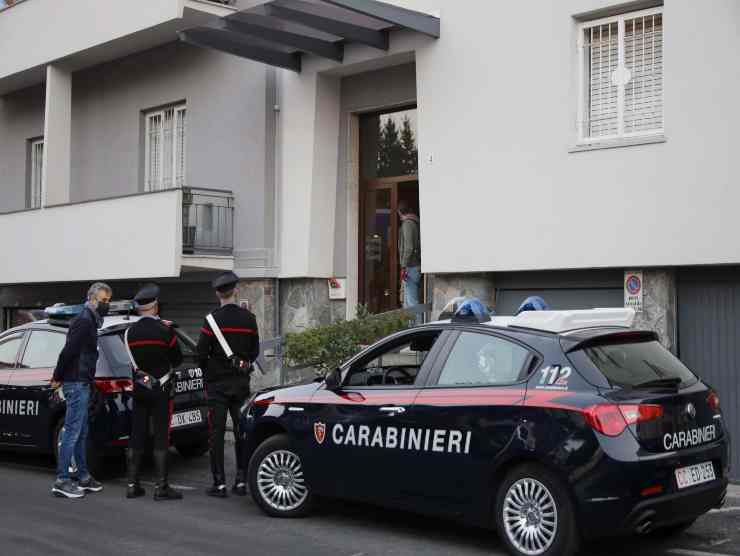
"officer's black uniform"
197,272,259,497
126,284,183,501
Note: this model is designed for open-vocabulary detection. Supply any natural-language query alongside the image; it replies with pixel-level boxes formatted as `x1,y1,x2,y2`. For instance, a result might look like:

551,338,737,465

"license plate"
675,461,716,489
170,409,203,429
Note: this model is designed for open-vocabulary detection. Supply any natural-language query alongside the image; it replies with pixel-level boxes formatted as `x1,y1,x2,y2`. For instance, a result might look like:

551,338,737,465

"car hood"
254,380,322,404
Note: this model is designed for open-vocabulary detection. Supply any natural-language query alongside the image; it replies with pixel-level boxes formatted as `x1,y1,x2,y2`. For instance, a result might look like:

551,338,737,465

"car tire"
495,464,580,556
53,419,104,479
248,434,313,518
175,440,209,458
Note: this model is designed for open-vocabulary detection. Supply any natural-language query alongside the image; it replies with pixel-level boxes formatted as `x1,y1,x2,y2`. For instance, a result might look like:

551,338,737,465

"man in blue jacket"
51,282,112,499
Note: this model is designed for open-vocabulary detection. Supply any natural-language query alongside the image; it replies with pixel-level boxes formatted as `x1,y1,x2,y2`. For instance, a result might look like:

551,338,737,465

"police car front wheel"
248,434,313,517
495,464,580,556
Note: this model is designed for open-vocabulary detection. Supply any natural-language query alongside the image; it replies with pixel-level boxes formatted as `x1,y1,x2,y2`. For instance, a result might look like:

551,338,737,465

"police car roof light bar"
510,308,636,333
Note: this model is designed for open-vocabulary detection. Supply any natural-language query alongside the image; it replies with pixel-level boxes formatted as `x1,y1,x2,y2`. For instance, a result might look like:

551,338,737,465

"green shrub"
283,306,414,375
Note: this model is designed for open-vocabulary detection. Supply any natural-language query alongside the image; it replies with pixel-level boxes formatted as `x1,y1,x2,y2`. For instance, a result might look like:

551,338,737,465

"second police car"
0,301,209,474
240,301,729,556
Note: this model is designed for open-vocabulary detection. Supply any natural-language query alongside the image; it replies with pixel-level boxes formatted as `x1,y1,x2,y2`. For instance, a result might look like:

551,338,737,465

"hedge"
282,305,415,375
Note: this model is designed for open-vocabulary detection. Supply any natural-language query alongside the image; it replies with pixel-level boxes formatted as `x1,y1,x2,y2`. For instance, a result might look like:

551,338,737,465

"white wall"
0,190,182,284
0,0,182,81
279,0,740,277
416,0,740,273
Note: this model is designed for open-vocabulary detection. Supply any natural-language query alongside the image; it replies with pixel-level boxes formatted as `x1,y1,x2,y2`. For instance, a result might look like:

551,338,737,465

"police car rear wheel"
495,464,579,556
249,434,312,517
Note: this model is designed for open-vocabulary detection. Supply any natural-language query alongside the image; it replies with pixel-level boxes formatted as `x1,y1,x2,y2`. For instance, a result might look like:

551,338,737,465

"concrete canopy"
179,0,439,72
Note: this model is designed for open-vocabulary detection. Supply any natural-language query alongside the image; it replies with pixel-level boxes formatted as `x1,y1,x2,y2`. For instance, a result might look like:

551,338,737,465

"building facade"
1,0,739,425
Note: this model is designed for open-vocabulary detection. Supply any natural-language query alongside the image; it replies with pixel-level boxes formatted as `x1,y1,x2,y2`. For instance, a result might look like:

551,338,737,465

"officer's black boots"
126,449,146,499
232,469,247,496
153,450,183,501
207,483,228,498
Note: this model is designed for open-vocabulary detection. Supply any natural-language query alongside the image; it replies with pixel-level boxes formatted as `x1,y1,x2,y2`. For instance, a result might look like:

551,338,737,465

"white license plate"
170,409,203,429
675,461,716,489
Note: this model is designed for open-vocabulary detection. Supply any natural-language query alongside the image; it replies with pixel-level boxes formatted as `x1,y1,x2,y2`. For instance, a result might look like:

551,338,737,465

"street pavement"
0,444,738,556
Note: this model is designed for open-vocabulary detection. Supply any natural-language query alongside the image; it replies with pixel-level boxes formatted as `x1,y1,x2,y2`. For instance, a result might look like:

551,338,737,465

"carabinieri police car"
240,300,729,556
0,301,209,474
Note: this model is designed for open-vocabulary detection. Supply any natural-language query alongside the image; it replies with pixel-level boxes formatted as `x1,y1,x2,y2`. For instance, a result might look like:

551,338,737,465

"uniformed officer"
197,271,260,497
125,283,184,501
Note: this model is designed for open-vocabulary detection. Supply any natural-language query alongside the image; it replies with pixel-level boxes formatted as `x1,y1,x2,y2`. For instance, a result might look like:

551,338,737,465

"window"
144,104,186,191
19,331,66,369
437,333,530,387
29,138,44,208
578,7,663,143
345,331,441,387
0,333,24,369
570,339,697,389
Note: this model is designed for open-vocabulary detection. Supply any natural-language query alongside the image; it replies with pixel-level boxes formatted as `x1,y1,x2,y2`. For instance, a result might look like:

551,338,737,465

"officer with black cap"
125,283,183,501
197,271,260,497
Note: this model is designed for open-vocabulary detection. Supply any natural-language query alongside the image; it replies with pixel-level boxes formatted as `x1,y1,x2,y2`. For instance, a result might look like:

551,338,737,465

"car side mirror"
325,368,341,390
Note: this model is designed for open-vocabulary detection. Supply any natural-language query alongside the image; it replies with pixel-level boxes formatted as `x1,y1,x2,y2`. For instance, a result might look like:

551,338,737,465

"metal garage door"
494,270,624,316
678,268,740,479
160,303,217,341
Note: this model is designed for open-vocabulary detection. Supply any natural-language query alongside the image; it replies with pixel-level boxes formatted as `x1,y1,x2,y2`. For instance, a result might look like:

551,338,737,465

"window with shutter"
144,103,187,191
29,138,44,209
578,7,663,143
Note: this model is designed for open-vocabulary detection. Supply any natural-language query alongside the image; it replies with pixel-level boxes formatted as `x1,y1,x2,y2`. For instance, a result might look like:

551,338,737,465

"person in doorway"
125,283,183,501
398,200,421,309
197,271,260,497
51,282,111,499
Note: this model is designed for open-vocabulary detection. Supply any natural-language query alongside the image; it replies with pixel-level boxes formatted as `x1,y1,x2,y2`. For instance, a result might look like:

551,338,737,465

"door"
360,178,420,313
0,331,27,445
359,105,420,313
305,328,447,504
678,268,740,479
9,330,67,447
412,331,535,516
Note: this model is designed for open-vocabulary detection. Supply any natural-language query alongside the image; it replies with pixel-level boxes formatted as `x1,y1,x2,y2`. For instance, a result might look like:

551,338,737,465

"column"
41,64,72,207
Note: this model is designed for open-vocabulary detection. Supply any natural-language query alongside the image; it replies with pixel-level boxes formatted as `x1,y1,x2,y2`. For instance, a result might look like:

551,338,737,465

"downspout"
268,66,283,382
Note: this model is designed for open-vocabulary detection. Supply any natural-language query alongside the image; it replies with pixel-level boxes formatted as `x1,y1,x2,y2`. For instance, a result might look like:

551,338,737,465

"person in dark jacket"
51,282,111,499
125,283,183,501
197,271,260,497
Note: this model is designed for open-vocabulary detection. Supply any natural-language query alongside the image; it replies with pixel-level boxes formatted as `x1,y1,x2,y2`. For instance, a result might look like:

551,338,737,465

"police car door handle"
379,406,405,414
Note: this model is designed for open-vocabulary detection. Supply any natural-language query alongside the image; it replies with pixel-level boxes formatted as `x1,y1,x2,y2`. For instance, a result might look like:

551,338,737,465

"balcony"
0,0,237,94
0,187,234,285
181,187,236,272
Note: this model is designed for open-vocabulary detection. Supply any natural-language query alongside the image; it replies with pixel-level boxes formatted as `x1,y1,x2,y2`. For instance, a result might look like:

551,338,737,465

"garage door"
496,288,623,316
160,303,217,341
678,268,740,480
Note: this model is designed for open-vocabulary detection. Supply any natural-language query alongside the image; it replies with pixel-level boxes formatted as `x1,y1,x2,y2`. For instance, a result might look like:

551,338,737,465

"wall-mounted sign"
624,271,643,313
328,277,347,300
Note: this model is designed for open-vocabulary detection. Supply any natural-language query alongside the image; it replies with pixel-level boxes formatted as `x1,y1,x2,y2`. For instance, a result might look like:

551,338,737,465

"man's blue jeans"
403,265,422,309
56,382,90,481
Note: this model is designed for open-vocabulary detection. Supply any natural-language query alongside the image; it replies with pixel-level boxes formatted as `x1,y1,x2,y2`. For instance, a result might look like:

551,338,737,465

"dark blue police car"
0,302,209,474
240,304,729,556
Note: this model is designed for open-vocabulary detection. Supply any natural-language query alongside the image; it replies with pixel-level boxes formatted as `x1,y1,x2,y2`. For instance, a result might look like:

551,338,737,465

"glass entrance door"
359,106,421,314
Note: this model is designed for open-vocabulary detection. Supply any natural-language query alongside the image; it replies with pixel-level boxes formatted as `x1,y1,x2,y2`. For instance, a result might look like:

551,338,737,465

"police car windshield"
573,339,697,390
97,334,133,378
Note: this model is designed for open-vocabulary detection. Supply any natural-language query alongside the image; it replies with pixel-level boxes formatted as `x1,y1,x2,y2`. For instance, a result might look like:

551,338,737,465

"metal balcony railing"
182,187,234,255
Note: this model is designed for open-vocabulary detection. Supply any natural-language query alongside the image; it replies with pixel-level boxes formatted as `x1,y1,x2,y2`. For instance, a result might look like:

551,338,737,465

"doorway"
358,106,421,314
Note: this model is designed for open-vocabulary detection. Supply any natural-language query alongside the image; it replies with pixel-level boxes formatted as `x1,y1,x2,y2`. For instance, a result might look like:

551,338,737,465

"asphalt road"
0,446,738,556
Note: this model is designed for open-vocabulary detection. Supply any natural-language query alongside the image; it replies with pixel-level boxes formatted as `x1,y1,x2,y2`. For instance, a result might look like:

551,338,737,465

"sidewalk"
728,483,740,499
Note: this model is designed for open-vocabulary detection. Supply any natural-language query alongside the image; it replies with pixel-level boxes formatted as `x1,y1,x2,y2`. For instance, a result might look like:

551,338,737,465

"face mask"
96,302,110,317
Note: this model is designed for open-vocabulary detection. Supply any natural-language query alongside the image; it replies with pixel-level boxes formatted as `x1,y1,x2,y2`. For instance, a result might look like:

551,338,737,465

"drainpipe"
268,66,283,382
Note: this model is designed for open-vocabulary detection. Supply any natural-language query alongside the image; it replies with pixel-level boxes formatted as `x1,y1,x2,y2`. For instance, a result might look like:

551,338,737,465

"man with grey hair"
51,282,111,498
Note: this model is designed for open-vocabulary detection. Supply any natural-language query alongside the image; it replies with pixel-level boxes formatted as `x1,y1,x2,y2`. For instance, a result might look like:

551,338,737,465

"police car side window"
437,332,530,387
0,334,24,369
345,331,441,387
19,331,67,369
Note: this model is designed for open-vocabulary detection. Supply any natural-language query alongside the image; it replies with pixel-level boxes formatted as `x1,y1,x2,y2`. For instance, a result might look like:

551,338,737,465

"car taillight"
583,404,663,436
253,396,274,407
95,378,134,394
707,391,721,413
